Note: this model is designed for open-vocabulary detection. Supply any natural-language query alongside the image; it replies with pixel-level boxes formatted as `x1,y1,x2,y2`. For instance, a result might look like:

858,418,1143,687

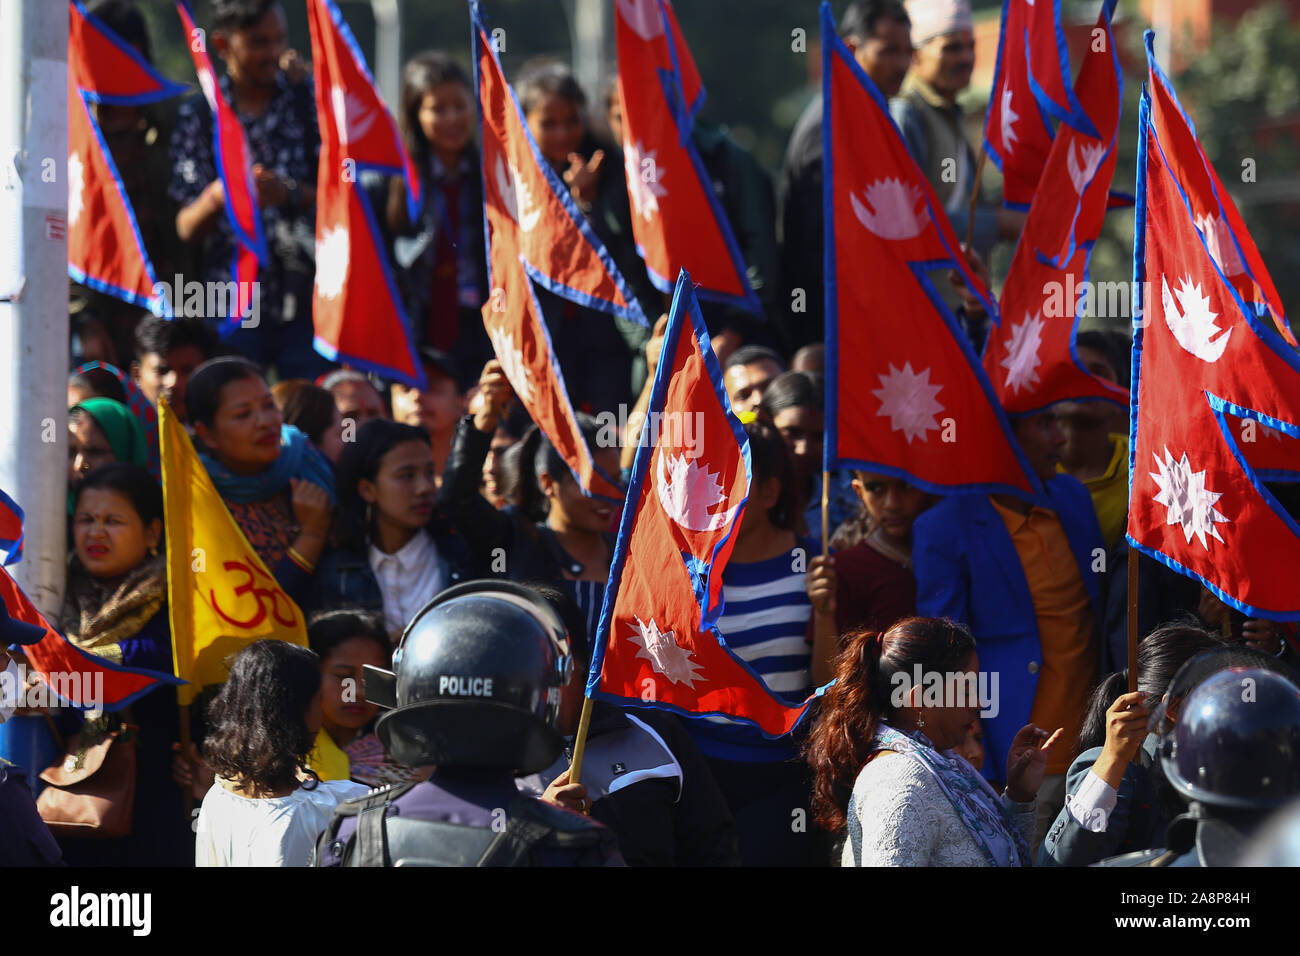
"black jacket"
525,703,741,866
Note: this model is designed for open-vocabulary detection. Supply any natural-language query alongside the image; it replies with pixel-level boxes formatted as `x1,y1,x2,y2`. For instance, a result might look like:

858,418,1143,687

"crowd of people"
2,0,1299,869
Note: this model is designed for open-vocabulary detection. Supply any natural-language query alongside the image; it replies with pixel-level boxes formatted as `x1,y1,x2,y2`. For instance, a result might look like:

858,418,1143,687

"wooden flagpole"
567,696,595,790
1127,546,1139,693
964,147,988,252
821,470,831,554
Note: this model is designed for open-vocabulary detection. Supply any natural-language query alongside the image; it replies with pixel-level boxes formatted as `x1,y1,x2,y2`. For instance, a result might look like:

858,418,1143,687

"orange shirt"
990,498,1097,774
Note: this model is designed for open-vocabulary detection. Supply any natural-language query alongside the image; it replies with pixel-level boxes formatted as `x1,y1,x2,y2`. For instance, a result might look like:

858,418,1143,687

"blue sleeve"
912,511,971,624
944,206,1000,259
1037,750,1140,868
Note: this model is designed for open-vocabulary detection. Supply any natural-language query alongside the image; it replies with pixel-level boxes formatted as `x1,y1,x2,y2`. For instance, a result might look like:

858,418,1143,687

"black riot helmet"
363,580,573,773
1159,666,1300,813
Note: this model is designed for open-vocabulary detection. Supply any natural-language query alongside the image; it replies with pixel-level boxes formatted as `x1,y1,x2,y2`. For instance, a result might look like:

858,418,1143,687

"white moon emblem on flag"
617,0,665,39
331,85,376,145
489,325,534,406
656,452,740,532
850,178,928,241
1001,88,1020,155
314,226,349,300
1067,140,1106,195
494,157,540,232
1161,274,1231,363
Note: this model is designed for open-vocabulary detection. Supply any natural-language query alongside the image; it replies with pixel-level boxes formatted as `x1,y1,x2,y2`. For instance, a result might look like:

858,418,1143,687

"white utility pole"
0,0,69,618
370,0,403,113
568,0,611,112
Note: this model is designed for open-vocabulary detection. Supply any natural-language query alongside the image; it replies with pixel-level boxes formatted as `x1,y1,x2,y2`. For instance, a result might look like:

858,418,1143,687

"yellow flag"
159,398,308,705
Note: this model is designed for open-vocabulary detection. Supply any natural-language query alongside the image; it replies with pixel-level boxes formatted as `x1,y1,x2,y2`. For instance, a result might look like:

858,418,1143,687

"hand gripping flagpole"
1127,544,1139,693
568,696,595,791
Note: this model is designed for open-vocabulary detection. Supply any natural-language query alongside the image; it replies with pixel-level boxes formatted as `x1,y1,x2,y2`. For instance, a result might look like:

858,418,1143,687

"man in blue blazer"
913,410,1105,847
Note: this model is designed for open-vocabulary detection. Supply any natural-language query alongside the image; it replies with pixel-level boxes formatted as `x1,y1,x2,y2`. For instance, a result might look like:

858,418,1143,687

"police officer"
314,580,621,866
1097,663,1300,867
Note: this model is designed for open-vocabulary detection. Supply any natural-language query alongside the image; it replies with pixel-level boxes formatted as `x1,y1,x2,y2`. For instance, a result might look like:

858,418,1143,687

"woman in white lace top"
805,618,1063,866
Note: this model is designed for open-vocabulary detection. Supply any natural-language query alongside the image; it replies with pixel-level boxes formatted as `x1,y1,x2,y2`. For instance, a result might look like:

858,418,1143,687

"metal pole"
370,0,403,110
569,0,610,108
0,0,69,620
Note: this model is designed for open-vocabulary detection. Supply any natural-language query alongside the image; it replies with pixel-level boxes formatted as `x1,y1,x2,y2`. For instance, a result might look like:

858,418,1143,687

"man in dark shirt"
169,0,330,381
778,0,913,351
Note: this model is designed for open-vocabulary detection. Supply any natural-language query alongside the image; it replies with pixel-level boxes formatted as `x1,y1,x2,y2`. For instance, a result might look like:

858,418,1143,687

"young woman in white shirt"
310,419,473,643
195,640,365,867
805,619,1062,867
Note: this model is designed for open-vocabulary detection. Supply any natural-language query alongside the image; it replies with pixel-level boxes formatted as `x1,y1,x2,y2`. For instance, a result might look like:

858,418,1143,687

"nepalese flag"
1145,33,1296,348
1,566,182,712
819,3,1038,497
1129,58,1300,619
307,0,425,387
983,0,1057,208
983,0,1128,415
67,1,186,317
0,487,22,566
473,2,644,501
587,271,815,734
614,0,759,313
175,0,269,329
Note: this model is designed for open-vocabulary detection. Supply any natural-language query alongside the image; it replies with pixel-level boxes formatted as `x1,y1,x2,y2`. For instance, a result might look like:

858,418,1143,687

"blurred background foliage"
134,0,1300,331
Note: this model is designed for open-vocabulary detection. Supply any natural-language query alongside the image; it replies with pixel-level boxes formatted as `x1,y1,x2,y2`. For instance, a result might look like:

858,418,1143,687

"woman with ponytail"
806,618,1061,866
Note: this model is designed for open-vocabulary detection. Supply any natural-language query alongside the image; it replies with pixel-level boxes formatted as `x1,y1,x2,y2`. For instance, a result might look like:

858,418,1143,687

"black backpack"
313,783,618,867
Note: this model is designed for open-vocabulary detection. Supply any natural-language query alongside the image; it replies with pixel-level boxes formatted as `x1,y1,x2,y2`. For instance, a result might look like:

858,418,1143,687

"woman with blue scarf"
805,618,1061,866
185,357,336,604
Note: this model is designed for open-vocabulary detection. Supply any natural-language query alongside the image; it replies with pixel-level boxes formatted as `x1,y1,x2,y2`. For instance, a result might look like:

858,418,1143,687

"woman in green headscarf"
68,398,149,506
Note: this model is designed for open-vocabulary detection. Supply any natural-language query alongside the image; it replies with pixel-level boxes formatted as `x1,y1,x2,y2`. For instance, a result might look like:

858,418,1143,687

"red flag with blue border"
67,0,183,317
614,0,759,313
473,1,644,501
587,271,815,735
983,0,1128,415
820,3,1039,498
175,0,268,336
1129,34,1300,619
307,0,425,386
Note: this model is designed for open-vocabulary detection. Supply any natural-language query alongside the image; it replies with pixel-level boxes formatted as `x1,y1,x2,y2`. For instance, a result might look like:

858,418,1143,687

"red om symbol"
209,556,297,630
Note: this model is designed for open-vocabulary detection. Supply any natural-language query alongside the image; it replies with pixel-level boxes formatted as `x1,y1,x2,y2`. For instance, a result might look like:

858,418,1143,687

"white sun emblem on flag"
627,616,705,688
873,362,945,444
625,141,667,221
489,324,534,405
1150,447,1229,550
1001,310,1046,394
314,226,349,300
67,152,85,228
331,85,376,145
656,452,740,532
1161,274,1231,363
850,177,928,240
1194,213,1246,278
1001,87,1020,155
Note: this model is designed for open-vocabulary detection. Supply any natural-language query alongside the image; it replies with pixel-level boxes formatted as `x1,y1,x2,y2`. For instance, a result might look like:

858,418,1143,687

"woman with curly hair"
805,618,1061,866
194,640,365,866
